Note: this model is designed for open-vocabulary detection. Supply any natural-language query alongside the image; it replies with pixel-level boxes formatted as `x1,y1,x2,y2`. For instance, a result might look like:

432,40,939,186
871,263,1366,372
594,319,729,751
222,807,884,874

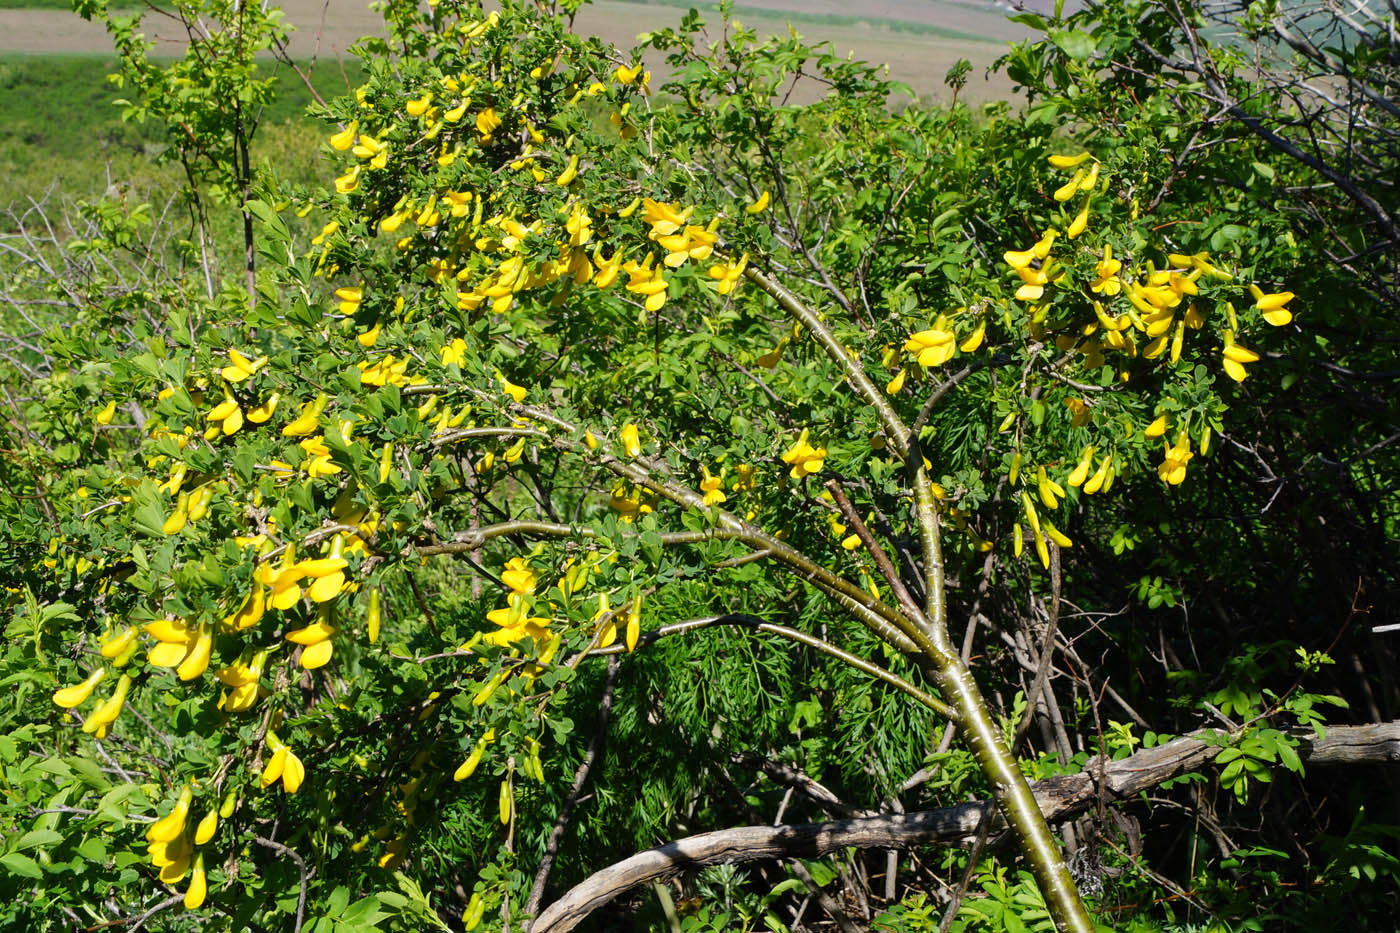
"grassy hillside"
0,55,361,204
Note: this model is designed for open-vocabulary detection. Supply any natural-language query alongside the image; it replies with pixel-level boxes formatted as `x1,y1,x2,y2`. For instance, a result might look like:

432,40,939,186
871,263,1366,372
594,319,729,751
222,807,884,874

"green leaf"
13,829,63,851
0,853,43,879
1048,29,1095,60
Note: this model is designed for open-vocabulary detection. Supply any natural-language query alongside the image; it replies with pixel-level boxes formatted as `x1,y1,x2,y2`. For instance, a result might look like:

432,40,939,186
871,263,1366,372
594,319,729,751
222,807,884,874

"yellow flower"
641,198,694,237
501,557,537,595
745,190,771,214
700,466,727,507
246,393,279,424
1048,151,1091,168
475,107,502,142
334,166,361,194
707,252,748,295
620,423,642,458
205,392,243,436
1157,431,1194,485
441,338,468,367
218,350,265,382
625,594,642,653
1221,331,1260,382
282,394,326,437
484,595,552,646
329,122,358,150
781,428,827,480
1036,466,1065,509
95,400,117,425
555,153,580,186
334,285,363,314
80,673,131,739
146,786,193,844
959,320,986,353
1082,454,1112,494
904,321,957,367
623,255,669,311
52,667,106,709
1250,283,1295,326
261,732,305,793
183,853,207,909
615,63,643,84
1066,446,1095,487
498,371,527,402
1067,198,1090,239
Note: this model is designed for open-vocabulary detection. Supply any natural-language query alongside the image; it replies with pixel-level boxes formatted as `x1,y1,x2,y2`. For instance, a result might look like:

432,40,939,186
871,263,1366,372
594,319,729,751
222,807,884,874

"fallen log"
532,721,1400,932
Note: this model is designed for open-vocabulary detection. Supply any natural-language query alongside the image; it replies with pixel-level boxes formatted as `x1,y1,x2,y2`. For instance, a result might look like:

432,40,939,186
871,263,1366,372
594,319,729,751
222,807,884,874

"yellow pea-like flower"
246,393,279,424
498,779,512,825
224,585,265,631
159,852,191,884
959,320,986,353
1043,521,1073,548
1066,447,1095,487
221,405,244,436
329,122,358,150
95,400,117,425
1036,466,1064,509
162,493,190,535
366,588,381,644
286,618,338,645
620,423,641,458
176,626,213,682
183,853,207,909
555,153,579,186
1082,455,1112,494
625,594,642,653
100,626,137,659
1067,198,1090,239
220,348,267,382
1053,169,1086,201
81,674,132,738
1048,151,1091,168
261,747,286,787
299,639,335,670
146,786,193,844
745,190,771,214
52,667,106,709
193,810,218,845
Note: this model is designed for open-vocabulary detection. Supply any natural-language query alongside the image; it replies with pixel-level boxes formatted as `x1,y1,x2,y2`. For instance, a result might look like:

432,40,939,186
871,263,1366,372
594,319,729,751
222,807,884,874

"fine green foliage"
1,0,1397,930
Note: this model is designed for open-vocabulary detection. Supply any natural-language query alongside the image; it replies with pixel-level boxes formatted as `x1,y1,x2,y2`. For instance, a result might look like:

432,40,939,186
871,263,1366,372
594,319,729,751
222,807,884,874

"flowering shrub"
6,0,1362,930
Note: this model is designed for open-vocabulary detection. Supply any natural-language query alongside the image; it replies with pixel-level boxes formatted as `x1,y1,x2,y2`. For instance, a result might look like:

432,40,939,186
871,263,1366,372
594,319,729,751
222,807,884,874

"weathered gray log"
532,721,1400,932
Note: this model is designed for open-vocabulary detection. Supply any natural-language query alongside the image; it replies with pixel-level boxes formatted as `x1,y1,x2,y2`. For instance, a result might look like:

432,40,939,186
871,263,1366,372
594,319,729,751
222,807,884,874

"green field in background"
0,55,363,202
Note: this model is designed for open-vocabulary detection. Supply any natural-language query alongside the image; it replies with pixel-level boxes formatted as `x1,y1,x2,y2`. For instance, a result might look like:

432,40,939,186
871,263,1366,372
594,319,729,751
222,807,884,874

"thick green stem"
931,660,1096,933
746,265,1095,933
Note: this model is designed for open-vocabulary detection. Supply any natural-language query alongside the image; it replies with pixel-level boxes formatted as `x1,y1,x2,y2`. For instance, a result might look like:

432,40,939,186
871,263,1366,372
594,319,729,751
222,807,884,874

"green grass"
0,55,364,204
